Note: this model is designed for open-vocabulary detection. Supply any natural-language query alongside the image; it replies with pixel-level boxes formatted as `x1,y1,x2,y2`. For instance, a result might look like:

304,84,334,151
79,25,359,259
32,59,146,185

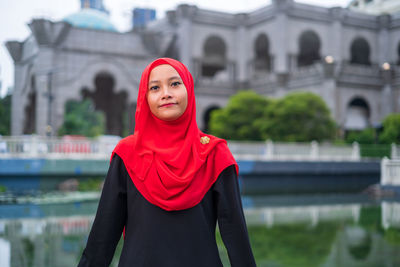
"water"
1,193,400,267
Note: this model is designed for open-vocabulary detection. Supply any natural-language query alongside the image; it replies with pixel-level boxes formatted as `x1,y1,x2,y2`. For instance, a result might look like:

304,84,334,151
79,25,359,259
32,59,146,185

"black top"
78,155,256,267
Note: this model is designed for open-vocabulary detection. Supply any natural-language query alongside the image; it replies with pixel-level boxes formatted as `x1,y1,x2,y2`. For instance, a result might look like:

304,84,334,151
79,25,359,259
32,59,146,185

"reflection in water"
0,216,93,267
1,198,400,266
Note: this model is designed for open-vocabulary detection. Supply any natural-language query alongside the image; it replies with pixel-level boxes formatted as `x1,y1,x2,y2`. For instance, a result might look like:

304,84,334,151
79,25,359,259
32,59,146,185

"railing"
381,157,400,186
0,135,120,159
228,140,360,161
244,204,360,227
382,201,400,229
1,136,395,161
0,216,94,236
392,143,400,159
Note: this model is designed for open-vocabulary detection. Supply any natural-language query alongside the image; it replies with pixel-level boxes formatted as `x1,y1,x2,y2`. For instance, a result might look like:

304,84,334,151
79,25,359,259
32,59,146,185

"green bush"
209,91,270,141
0,95,11,135
58,99,105,137
209,91,336,142
379,113,400,144
346,128,376,144
0,185,6,193
78,178,103,191
260,92,336,142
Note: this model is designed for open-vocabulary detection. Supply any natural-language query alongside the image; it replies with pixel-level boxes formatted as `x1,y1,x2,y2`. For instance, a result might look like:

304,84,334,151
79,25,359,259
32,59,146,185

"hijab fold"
112,58,237,211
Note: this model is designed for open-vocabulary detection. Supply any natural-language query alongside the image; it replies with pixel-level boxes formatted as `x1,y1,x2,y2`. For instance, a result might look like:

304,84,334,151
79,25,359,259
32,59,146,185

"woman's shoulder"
205,134,231,153
114,135,136,150
110,134,137,162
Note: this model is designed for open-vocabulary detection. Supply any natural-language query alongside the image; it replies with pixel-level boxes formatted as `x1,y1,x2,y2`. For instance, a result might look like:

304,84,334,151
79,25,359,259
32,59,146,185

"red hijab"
112,58,237,211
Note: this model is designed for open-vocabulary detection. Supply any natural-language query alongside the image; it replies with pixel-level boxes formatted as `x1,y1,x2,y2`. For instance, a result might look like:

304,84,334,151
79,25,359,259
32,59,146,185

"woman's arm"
77,155,127,267
215,165,257,267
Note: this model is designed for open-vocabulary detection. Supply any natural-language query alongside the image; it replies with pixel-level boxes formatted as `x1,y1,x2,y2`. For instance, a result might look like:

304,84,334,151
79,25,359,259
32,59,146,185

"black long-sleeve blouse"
78,154,256,267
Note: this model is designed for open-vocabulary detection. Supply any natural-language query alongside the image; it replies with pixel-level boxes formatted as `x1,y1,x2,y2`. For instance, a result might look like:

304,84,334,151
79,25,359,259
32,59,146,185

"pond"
1,193,399,267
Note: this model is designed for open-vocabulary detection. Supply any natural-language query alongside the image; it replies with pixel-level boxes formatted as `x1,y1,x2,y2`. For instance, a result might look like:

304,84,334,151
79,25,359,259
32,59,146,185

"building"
6,0,400,136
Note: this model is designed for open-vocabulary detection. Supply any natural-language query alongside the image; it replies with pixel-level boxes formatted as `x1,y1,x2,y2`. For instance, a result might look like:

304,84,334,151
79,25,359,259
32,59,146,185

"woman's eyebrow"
148,80,159,85
168,76,181,81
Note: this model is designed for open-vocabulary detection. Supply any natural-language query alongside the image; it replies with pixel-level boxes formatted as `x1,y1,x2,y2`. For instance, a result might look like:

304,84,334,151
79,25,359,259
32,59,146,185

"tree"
260,92,336,142
379,113,400,144
0,95,11,135
58,99,105,137
346,128,376,144
209,91,270,140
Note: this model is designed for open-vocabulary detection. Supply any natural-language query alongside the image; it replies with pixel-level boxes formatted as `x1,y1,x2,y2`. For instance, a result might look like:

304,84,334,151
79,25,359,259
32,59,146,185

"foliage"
384,228,400,245
0,95,11,135
78,178,103,191
209,91,270,141
247,223,338,266
358,206,382,232
346,128,376,144
0,185,6,193
359,144,391,158
260,92,336,142
58,99,105,137
209,90,336,142
347,229,372,260
379,113,400,144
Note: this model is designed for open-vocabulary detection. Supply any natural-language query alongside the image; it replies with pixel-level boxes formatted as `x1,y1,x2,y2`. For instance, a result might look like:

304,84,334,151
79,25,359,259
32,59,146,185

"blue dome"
63,9,117,32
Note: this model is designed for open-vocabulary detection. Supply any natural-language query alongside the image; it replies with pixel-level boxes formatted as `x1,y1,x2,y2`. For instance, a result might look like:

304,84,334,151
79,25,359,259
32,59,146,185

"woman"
78,58,256,267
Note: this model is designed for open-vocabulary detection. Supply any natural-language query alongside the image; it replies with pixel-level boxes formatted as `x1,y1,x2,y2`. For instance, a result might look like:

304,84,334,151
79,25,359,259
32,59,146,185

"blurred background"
1,0,400,266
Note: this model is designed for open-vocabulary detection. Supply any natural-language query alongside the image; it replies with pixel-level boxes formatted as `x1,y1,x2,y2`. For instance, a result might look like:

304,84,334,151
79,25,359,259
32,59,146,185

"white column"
177,5,194,72
274,12,288,74
235,13,248,83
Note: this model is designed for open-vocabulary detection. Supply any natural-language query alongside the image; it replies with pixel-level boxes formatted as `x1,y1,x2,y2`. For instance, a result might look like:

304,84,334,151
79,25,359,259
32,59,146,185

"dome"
63,8,117,32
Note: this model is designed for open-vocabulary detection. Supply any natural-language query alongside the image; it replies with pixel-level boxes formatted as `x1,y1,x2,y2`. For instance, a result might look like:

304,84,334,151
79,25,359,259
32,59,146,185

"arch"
297,30,321,67
203,105,221,133
350,37,371,65
81,72,128,136
254,33,271,72
344,97,370,130
71,59,139,103
202,35,227,77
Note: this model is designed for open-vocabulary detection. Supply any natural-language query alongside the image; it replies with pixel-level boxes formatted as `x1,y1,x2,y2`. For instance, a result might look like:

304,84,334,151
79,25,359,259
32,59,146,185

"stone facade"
6,0,400,136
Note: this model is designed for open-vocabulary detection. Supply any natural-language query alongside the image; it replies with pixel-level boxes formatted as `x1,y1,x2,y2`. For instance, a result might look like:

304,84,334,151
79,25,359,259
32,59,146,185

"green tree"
209,90,270,140
346,128,376,144
58,99,105,137
260,92,336,142
0,95,11,135
379,113,400,144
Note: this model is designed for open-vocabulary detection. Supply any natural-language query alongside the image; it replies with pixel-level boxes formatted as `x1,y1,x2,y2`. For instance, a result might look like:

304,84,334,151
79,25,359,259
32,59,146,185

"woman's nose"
161,85,172,99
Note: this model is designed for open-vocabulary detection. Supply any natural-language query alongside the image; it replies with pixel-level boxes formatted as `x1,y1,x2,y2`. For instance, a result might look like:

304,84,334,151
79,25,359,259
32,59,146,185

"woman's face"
147,64,188,121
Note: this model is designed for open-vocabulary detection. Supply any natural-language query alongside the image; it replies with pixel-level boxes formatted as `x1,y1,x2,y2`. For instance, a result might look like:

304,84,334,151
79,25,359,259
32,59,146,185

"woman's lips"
160,103,177,108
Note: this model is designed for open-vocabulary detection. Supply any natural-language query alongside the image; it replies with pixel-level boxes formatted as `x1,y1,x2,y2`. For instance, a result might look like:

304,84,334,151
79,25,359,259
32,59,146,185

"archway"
397,42,400,65
23,76,36,134
203,106,220,133
350,38,371,65
81,72,128,136
344,97,370,130
254,33,271,72
201,36,227,77
297,31,321,67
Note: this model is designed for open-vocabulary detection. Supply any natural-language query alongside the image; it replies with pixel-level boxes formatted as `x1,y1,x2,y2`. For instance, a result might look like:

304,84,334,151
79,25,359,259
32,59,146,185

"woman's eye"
171,81,181,87
149,86,159,91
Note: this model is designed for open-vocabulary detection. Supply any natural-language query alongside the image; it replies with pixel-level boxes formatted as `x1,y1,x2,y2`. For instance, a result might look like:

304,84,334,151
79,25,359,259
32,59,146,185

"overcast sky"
0,0,350,97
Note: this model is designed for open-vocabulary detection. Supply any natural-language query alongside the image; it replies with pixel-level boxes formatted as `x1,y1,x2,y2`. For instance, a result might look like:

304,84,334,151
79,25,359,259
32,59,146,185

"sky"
0,0,350,97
